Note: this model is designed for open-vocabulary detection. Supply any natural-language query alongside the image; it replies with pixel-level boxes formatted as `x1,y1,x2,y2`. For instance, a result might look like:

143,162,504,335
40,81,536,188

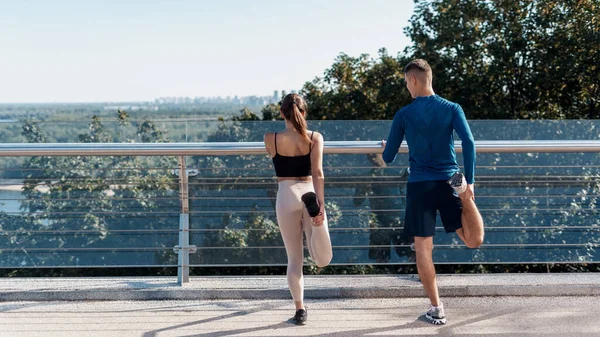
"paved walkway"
1,297,598,336
1,273,599,301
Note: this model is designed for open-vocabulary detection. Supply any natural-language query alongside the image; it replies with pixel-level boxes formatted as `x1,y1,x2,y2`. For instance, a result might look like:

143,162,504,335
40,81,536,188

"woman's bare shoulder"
264,132,275,141
308,131,324,142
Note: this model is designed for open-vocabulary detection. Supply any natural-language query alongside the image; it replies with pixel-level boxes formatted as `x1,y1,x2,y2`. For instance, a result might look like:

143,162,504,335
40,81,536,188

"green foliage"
303,49,411,120
404,0,600,119
260,103,284,121
230,105,283,122
232,107,261,121
303,0,600,120
199,205,283,264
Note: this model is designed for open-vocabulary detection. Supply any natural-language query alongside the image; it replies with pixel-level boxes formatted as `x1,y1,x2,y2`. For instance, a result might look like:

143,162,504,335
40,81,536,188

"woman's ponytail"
281,94,310,142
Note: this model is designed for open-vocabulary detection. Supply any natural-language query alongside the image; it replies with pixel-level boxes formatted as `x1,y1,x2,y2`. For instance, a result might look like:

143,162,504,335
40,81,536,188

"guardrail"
2,140,600,156
1,140,599,285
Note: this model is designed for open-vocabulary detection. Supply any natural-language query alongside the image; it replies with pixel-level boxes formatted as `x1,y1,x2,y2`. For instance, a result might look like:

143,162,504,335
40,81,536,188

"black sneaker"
292,308,307,325
447,172,467,194
301,192,320,217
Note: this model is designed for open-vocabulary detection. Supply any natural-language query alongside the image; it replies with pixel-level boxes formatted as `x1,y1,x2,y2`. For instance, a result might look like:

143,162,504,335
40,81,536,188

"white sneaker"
425,304,446,325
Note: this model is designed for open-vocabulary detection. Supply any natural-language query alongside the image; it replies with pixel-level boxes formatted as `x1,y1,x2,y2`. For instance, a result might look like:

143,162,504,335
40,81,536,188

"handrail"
0,140,599,156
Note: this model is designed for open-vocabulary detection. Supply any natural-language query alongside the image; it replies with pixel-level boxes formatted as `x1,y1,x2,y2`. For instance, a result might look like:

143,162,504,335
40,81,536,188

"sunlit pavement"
1,297,598,337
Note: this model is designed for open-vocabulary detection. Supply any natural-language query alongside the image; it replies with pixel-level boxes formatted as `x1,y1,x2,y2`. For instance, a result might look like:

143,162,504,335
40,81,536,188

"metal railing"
1,140,599,285
2,140,600,156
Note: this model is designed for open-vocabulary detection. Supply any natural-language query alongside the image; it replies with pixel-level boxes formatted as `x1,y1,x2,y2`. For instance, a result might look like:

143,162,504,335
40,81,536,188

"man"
382,59,484,325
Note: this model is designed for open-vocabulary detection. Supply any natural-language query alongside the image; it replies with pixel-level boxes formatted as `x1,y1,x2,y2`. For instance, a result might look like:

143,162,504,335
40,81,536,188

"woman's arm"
263,132,275,158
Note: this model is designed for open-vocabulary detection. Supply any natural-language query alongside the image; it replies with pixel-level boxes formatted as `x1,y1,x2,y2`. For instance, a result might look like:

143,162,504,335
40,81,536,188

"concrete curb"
2,284,599,301
2,274,600,301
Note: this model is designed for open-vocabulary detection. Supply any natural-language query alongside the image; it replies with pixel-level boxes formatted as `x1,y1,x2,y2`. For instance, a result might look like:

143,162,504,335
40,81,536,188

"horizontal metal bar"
2,207,562,215
2,195,591,204
186,179,596,185
2,229,179,234
184,208,598,214
187,261,600,267
11,197,180,202
0,265,178,269
185,226,600,232
1,140,600,157
3,226,598,235
185,194,600,200
171,243,600,250
2,211,180,215
8,162,593,171
1,247,172,252
0,167,173,171
8,243,595,253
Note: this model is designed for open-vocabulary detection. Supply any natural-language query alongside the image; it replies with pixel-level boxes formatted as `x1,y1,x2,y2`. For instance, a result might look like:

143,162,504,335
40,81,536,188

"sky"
0,0,415,103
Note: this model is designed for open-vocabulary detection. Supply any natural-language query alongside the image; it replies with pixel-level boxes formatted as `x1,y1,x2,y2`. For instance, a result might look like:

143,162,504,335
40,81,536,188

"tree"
302,49,411,120
232,107,260,121
404,0,600,119
260,103,284,121
303,1,599,120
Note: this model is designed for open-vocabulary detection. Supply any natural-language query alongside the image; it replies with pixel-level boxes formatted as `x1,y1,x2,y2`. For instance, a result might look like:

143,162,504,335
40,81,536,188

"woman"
264,93,333,325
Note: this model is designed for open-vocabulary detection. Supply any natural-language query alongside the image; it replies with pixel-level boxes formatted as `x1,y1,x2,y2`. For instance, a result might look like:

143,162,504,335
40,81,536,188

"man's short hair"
404,59,432,76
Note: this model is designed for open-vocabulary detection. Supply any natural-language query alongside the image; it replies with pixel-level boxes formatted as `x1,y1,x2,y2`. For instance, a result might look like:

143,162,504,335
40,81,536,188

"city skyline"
153,89,288,106
0,90,289,106
0,0,414,103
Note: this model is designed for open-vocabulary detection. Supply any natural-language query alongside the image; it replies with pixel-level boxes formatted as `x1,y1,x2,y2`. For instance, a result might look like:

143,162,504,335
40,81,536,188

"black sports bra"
272,131,314,177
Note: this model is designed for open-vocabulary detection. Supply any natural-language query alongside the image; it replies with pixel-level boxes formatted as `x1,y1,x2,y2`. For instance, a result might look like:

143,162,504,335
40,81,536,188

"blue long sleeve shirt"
382,95,476,184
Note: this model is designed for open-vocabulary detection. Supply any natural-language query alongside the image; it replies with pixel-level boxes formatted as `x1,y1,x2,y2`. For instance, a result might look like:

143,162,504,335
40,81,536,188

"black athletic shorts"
404,180,463,237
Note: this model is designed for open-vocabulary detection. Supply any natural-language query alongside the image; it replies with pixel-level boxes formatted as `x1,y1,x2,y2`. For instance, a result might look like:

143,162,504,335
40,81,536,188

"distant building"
153,90,283,106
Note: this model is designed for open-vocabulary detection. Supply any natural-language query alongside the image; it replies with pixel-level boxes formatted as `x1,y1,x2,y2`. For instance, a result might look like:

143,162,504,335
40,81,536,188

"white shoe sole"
426,313,447,325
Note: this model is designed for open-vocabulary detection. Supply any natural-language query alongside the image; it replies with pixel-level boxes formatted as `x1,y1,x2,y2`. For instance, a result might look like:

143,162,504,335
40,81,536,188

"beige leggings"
276,180,333,301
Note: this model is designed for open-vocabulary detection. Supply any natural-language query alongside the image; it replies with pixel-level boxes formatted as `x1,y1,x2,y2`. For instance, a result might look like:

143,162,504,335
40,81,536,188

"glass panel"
3,119,600,144
0,161,180,267
187,120,600,265
1,120,599,267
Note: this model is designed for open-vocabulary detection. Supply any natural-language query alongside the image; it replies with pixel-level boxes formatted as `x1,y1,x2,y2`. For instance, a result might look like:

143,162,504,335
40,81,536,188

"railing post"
175,155,194,285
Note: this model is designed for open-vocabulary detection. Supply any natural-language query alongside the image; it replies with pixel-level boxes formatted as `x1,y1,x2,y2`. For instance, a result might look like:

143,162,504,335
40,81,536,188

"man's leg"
414,236,440,306
405,181,446,324
455,185,484,248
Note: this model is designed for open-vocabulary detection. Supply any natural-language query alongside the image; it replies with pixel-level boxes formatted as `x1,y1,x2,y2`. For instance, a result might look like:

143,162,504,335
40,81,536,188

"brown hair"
404,59,433,82
280,93,310,142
